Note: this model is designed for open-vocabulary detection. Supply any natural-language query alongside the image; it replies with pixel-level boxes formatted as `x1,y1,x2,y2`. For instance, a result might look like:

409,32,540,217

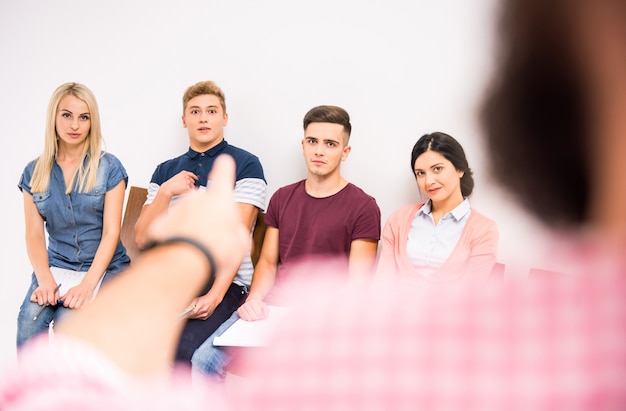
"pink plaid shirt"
230,258,626,410
0,335,226,411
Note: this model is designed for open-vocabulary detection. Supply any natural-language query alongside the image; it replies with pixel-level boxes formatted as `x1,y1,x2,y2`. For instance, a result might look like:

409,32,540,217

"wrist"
246,293,264,303
157,184,177,200
143,236,217,292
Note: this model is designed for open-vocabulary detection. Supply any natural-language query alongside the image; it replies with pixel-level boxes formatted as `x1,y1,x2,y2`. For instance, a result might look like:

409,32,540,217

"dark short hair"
302,105,352,140
411,132,475,198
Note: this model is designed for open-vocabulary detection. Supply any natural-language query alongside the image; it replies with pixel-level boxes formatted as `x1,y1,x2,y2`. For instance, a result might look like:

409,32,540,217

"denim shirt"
18,152,130,274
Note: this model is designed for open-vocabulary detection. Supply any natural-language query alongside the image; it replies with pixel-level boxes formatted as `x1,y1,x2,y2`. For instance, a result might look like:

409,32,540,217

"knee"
191,345,228,377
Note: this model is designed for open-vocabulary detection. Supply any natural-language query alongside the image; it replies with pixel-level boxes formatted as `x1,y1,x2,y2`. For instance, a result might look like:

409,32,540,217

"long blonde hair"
30,82,103,194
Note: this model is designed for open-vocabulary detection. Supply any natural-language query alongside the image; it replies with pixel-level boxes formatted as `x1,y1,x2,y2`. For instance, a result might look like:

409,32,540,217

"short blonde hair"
182,80,226,115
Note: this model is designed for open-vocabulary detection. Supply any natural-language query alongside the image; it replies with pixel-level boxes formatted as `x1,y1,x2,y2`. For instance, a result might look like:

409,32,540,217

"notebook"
213,306,294,347
49,266,104,299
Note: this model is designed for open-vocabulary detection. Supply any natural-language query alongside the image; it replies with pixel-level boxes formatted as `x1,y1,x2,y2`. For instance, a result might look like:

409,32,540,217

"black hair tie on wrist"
143,236,217,294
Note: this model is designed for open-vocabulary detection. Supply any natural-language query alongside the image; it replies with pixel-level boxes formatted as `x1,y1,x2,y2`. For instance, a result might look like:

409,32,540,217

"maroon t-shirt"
265,180,381,284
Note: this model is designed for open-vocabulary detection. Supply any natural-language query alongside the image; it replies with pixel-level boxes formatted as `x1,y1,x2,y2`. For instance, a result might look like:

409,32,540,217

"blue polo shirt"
146,140,267,286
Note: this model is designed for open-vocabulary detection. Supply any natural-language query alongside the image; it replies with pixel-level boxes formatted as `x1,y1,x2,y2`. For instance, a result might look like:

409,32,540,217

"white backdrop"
0,0,550,370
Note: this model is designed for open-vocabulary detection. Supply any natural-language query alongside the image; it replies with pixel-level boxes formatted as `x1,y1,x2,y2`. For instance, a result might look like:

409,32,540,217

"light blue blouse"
406,198,471,277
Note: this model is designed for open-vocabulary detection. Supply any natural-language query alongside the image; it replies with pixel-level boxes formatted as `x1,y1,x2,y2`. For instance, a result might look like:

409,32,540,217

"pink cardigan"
376,203,499,282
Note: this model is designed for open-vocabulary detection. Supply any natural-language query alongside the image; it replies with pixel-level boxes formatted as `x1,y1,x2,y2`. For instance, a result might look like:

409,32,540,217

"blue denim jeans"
191,310,240,383
16,271,116,348
16,273,72,348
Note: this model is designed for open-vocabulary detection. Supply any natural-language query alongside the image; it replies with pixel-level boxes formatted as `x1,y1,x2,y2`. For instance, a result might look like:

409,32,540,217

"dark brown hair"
480,0,590,227
411,132,475,198
303,105,352,143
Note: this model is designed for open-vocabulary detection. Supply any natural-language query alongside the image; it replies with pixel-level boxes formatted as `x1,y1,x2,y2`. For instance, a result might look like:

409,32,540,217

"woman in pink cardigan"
377,132,499,283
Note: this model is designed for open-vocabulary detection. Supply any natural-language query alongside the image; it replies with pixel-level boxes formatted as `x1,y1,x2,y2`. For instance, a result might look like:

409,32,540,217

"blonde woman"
16,82,130,348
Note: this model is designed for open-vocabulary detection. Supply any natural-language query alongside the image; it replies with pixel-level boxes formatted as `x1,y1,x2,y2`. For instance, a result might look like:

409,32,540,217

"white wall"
0,0,550,371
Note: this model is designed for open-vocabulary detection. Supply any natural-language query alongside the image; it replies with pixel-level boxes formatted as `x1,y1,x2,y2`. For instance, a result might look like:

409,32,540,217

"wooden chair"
251,212,267,267
120,185,267,266
120,186,148,263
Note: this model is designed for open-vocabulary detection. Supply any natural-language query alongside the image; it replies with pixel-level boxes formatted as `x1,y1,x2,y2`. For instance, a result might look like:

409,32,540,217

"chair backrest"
251,212,267,268
120,186,148,263
120,185,267,267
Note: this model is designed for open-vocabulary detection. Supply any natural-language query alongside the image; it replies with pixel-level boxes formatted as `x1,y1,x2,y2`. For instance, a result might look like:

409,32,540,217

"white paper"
49,266,104,298
213,306,294,347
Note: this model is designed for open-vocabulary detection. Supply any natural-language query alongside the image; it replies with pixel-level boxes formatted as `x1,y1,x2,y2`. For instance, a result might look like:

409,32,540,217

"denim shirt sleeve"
18,159,37,195
100,152,129,192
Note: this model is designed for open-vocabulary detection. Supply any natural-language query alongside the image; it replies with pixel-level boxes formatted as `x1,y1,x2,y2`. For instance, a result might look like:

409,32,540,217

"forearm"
26,235,54,284
203,268,237,303
347,239,379,282
83,229,121,288
24,193,53,283
247,263,277,302
56,243,211,375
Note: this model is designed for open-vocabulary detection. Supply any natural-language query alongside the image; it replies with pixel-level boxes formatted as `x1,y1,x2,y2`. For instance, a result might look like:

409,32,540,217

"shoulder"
19,158,39,190
467,208,499,235
342,184,381,222
221,142,265,181
469,208,498,226
21,157,40,179
268,181,304,204
344,183,378,202
23,158,38,173
99,151,124,166
273,180,304,196
98,152,128,179
156,151,188,168
222,142,261,162
388,203,423,220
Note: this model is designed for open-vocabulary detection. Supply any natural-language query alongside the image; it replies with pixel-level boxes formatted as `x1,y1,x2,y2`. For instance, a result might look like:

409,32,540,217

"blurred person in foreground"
229,0,626,409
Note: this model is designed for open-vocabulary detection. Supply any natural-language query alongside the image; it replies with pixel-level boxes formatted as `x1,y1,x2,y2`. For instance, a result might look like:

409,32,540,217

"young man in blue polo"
134,80,267,366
